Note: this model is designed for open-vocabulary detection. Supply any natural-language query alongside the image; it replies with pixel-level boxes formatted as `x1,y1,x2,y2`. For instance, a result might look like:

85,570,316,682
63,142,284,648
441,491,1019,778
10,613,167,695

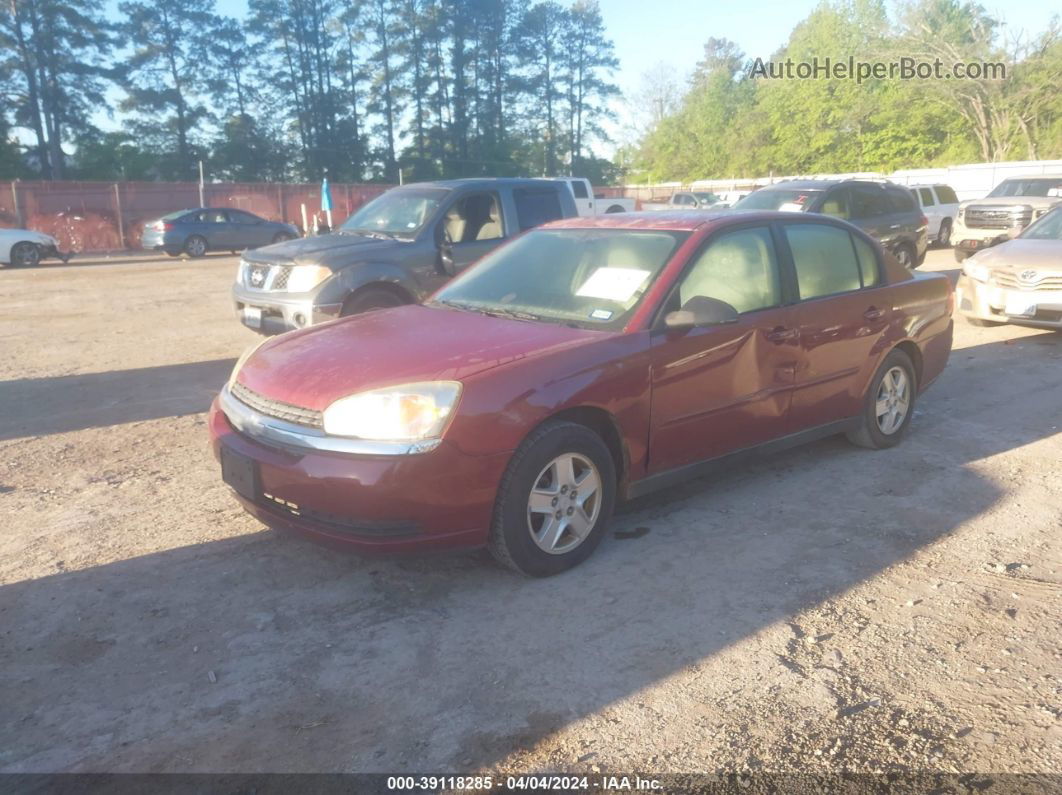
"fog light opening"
293,312,306,327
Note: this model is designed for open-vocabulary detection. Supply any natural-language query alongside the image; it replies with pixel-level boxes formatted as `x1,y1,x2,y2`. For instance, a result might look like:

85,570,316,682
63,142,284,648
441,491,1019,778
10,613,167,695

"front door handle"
864,306,885,321
766,326,798,343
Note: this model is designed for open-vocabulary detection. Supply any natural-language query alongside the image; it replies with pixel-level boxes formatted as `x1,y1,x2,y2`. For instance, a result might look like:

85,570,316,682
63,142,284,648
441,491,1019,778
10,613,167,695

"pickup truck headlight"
322,381,461,441
286,265,332,292
963,261,991,283
957,207,965,222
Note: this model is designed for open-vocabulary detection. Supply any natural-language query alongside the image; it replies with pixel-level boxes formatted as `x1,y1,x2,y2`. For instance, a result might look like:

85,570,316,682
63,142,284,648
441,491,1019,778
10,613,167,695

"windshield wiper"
432,300,541,322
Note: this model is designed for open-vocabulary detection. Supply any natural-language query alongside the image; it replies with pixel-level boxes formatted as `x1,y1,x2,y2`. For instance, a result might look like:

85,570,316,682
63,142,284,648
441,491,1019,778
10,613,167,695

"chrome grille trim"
230,381,323,428
991,271,1062,292
965,205,1033,230
241,260,295,291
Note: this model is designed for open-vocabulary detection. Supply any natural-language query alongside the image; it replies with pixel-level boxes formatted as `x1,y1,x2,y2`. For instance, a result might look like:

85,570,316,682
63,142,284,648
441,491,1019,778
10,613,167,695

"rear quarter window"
935,186,958,204
514,188,565,231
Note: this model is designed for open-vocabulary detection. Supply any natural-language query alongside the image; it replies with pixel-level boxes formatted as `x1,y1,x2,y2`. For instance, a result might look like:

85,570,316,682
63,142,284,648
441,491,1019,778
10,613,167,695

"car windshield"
430,228,689,329
339,188,448,238
987,179,1062,198
733,188,823,211
1020,209,1062,240
694,192,720,203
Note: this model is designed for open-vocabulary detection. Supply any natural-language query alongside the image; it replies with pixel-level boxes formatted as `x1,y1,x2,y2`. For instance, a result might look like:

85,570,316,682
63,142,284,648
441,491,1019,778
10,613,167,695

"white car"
908,184,960,247
0,228,68,268
552,178,636,216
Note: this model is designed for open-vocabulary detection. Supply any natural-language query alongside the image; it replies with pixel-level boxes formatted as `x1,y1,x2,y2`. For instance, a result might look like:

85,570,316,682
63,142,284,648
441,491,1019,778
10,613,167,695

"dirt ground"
0,248,1059,776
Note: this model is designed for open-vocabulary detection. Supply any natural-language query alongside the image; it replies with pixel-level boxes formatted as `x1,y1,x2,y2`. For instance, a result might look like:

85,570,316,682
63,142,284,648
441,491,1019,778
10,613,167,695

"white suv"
909,184,960,247
951,176,1062,262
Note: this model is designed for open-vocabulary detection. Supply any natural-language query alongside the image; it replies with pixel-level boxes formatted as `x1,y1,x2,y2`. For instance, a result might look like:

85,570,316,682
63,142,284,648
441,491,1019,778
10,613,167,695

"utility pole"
198,160,205,207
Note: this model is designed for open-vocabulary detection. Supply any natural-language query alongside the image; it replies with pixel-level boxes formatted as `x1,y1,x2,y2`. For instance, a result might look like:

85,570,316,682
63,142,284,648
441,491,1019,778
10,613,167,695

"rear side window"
849,186,891,219
936,185,958,204
678,226,780,314
918,188,935,206
886,188,916,213
853,235,881,287
784,224,862,299
514,188,564,231
570,180,589,199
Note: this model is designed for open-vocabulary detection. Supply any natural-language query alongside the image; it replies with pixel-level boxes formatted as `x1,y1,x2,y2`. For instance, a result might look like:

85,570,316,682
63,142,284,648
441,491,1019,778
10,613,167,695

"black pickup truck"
233,178,578,334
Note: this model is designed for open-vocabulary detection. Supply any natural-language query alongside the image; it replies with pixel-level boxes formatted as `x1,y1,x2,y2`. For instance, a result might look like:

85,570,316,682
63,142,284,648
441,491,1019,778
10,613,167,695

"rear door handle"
766,326,798,343
864,306,885,321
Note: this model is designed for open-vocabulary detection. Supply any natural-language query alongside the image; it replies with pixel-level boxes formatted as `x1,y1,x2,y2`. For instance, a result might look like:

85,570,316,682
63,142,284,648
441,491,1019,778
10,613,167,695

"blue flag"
321,177,333,212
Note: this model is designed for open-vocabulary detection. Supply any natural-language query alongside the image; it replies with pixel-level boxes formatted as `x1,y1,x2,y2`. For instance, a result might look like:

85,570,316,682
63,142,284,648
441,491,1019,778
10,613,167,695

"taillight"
919,215,928,228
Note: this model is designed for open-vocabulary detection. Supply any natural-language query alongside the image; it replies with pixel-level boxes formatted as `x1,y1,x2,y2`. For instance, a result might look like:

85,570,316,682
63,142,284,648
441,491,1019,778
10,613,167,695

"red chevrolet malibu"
210,212,953,576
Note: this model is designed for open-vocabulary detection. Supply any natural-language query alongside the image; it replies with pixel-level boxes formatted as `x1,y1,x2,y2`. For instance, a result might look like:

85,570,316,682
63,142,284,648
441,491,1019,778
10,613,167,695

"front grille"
992,271,1062,291
230,381,323,428
965,205,1033,230
242,261,293,291
271,266,293,291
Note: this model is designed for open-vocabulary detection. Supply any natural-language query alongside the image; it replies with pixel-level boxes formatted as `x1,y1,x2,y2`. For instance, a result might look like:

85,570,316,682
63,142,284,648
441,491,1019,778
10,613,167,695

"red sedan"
210,212,953,575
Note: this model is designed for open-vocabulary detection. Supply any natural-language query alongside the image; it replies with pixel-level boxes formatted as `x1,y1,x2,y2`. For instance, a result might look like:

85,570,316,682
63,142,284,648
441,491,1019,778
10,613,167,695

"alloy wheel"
526,452,602,555
187,237,207,257
875,366,910,435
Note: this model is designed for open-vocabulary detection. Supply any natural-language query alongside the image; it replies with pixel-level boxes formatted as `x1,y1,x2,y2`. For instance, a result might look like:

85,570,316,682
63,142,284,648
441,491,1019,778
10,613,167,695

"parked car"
0,227,70,268
956,205,1062,330
210,211,953,575
732,179,929,268
642,191,722,211
141,208,298,258
951,176,1062,262
234,178,578,334
713,190,752,208
908,184,960,246
552,177,636,215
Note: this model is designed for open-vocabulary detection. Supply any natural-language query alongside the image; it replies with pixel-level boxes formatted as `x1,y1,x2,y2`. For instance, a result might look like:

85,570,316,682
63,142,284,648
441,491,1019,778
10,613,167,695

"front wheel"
846,349,917,450
488,421,616,576
184,235,207,257
340,286,406,316
10,241,41,267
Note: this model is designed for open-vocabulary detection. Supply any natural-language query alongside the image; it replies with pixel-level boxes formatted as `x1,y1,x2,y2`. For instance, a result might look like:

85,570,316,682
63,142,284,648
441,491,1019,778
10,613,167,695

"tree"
513,1,568,175
119,0,219,179
560,0,618,174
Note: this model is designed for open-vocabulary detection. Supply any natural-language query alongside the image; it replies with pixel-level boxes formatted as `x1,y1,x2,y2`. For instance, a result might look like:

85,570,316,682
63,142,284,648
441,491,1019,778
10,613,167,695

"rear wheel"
488,421,616,577
846,349,916,450
340,286,407,316
184,235,207,257
9,242,40,268
893,242,915,269
604,204,626,213
936,219,952,247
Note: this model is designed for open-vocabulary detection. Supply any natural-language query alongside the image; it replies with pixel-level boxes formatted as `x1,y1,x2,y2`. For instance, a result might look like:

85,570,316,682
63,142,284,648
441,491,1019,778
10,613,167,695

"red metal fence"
0,180,393,253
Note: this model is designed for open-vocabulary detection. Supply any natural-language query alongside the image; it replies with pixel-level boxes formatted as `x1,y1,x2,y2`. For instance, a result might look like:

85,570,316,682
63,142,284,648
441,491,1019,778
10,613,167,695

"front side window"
850,186,890,219
514,188,565,231
820,188,850,220
340,187,448,238
785,223,862,300
440,193,503,243
677,226,780,314
432,229,687,329
207,210,227,223
570,180,589,199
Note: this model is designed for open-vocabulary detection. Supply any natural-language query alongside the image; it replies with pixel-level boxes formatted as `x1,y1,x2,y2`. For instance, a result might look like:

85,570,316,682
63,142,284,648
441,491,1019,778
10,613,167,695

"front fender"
319,262,426,305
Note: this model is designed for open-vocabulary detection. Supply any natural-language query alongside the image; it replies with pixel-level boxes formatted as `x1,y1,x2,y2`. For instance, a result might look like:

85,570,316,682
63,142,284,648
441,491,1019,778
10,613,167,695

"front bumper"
208,396,510,553
233,282,342,334
956,275,1062,329
951,220,1019,254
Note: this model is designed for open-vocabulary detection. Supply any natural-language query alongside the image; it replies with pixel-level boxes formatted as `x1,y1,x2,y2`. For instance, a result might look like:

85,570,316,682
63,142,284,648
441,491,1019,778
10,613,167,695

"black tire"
10,241,40,268
967,317,1003,327
184,235,208,258
164,250,182,258
488,421,616,577
953,249,970,263
340,286,407,316
846,349,917,450
272,232,294,245
936,219,952,247
893,242,915,270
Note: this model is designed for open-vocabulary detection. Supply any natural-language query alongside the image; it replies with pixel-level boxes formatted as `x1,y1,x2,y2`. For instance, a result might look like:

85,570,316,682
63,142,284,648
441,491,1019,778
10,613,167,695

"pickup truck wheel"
604,204,626,213
893,243,915,269
340,287,406,316
184,235,207,258
846,349,916,450
9,242,40,267
936,219,952,247
488,421,616,577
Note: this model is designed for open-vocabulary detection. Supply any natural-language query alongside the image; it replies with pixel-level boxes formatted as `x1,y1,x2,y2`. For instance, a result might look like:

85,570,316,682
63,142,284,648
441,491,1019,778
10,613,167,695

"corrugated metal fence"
0,181,392,252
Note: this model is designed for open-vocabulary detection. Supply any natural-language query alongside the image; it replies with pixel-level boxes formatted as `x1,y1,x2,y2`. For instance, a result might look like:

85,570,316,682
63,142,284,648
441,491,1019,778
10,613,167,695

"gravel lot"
1,248,1059,775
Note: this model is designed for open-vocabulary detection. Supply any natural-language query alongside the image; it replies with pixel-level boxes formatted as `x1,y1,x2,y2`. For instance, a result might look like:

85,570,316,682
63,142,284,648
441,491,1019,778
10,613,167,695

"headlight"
228,338,268,386
957,207,965,221
236,259,246,284
322,381,461,441
286,265,331,292
963,261,991,282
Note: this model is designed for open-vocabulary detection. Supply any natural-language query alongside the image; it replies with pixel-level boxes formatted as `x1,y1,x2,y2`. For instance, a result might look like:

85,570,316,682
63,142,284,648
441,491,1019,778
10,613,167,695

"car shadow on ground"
0,358,236,440
16,253,239,270
1,333,1059,772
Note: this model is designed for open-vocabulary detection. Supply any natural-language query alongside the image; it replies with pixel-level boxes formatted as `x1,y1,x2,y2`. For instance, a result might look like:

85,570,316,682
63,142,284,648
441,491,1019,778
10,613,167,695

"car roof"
397,178,563,190
761,178,904,190
541,210,853,232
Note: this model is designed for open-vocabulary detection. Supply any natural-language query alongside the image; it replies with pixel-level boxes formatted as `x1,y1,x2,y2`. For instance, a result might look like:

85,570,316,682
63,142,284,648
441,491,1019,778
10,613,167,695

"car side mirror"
664,296,740,329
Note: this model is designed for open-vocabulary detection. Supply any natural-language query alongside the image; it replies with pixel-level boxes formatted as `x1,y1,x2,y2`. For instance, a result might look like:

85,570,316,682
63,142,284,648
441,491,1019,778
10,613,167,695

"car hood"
0,228,56,246
243,231,400,267
236,304,605,411
972,238,1062,272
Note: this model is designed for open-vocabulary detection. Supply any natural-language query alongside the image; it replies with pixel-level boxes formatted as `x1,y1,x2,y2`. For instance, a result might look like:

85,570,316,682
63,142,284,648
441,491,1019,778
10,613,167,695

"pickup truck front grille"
964,205,1033,230
992,271,1062,291
230,381,323,428
242,261,293,291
